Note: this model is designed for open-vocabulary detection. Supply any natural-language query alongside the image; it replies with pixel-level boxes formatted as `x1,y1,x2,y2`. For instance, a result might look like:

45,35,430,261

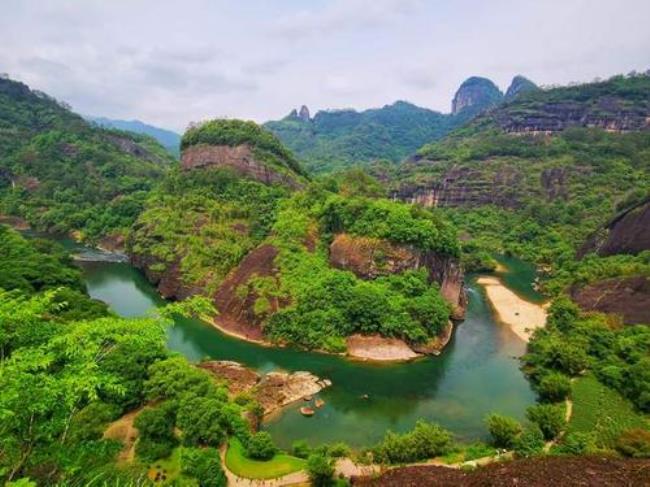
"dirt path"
103,408,143,463
476,276,548,342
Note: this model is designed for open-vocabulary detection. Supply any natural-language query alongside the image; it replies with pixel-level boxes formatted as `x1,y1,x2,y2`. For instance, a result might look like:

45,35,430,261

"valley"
1,51,649,486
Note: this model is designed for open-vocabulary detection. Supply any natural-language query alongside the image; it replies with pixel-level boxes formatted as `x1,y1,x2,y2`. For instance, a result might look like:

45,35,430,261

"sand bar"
476,276,547,342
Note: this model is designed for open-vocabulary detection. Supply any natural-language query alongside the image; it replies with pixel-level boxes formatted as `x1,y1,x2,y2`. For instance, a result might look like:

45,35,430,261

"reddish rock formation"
392,163,524,209
329,233,466,319
213,244,283,341
200,360,332,415
580,198,650,257
181,144,302,189
571,276,650,325
494,97,650,134
130,254,201,300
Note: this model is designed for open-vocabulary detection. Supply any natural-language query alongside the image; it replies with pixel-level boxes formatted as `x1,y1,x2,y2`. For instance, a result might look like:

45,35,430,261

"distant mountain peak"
505,75,539,100
451,77,503,115
299,105,311,121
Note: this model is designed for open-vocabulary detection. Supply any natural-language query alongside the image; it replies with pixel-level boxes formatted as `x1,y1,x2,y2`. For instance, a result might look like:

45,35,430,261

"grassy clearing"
567,374,650,448
146,448,186,485
224,437,306,479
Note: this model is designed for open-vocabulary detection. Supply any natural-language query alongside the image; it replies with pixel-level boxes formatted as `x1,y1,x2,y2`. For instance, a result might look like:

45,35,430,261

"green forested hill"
88,116,182,158
385,74,650,299
0,77,175,241
265,101,475,173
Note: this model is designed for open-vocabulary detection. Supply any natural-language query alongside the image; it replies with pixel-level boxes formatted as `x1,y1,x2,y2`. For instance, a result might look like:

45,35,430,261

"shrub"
292,440,312,459
537,372,572,402
135,437,175,463
133,403,177,461
526,404,566,441
373,421,452,464
615,429,650,458
555,432,596,455
246,431,277,460
307,453,335,487
485,413,522,448
514,426,545,458
176,397,228,446
181,447,227,487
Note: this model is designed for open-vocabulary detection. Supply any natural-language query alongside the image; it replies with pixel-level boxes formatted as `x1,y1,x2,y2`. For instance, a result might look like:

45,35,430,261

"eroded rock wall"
181,144,302,188
329,233,466,319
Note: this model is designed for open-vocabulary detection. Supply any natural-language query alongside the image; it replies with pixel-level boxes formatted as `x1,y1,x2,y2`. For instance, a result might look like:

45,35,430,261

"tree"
485,413,522,448
526,404,566,441
246,432,277,460
537,372,572,402
514,426,545,458
307,453,334,487
180,447,227,487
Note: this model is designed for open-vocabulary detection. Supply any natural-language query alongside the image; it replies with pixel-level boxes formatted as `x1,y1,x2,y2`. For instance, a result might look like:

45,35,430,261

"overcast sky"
2,0,649,132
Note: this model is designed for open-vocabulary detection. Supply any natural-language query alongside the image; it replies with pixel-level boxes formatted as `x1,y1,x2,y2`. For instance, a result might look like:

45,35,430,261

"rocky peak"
451,76,503,115
298,105,311,121
505,75,538,100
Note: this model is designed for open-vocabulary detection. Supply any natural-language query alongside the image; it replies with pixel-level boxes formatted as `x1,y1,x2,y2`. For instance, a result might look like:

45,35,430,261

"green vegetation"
265,191,455,351
182,119,307,177
246,431,278,460
306,452,335,487
615,429,650,458
524,299,650,413
0,228,251,485
526,404,566,441
265,101,479,174
372,420,453,464
567,375,649,449
485,413,522,448
0,77,174,241
224,437,306,479
128,168,288,294
132,166,459,352
513,426,545,458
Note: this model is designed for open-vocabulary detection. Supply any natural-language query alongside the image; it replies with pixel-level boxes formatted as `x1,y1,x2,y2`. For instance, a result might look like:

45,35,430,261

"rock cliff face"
181,144,302,189
451,77,503,115
329,233,466,319
495,98,650,134
392,163,525,208
504,75,539,100
579,198,650,257
298,105,311,122
571,276,650,325
213,244,284,342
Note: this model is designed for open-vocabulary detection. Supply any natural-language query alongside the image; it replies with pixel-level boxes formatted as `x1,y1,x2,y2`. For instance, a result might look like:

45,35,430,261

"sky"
1,0,649,132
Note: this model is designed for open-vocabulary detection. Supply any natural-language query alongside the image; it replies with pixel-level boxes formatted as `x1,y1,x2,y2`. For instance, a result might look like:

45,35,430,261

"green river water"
66,241,540,449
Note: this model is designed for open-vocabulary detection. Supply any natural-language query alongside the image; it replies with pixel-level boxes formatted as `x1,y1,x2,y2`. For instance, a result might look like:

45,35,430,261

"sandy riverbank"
346,334,422,362
476,276,547,342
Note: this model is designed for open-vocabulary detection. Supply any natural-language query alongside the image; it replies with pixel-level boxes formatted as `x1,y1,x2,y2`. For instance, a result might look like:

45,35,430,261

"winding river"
60,239,539,449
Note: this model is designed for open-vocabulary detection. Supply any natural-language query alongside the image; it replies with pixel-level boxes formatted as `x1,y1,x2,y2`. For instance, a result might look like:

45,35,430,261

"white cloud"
0,0,648,132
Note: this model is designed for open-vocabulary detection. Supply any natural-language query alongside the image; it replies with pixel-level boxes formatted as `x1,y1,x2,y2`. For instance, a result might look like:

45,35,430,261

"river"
63,240,538,449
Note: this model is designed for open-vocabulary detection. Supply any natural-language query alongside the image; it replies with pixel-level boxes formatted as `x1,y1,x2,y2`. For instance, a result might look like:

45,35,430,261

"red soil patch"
352,456,650,487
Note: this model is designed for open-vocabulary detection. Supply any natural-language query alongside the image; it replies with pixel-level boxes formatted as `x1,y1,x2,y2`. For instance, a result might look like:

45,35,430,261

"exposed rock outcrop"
392,163,524,209
130,254,201,300
495,97,650,134
329,233,466,319
181,144,303,189
579,198,650,257
298,105,311,122
213,244,283,342
505,75,539,100
200,360,332,415
451,77,503,115
571,276,650,325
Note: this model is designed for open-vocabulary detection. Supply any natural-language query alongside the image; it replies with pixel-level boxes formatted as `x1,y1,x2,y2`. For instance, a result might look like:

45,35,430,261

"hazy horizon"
2,0,649,132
